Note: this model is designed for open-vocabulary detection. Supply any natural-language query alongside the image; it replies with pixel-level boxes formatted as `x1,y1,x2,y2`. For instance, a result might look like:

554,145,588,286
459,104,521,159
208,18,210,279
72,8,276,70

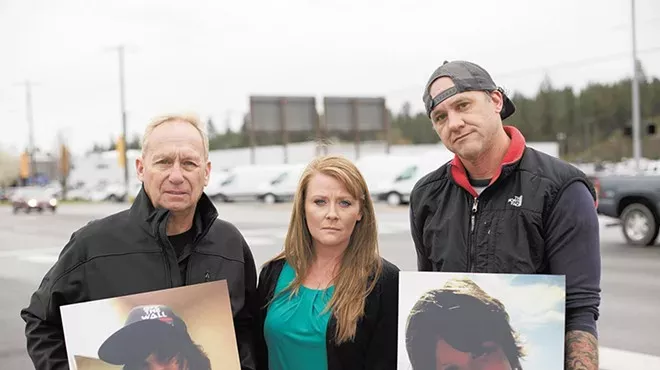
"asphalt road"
0,202,658,369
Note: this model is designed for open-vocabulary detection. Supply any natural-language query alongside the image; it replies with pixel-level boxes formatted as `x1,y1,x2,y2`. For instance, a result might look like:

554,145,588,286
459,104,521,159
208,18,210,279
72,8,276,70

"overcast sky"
1,0,659,155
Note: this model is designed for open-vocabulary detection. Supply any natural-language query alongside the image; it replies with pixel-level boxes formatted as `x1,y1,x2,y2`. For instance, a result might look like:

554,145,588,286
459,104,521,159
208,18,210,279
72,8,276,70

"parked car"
594,174,660,246
11,187,58,214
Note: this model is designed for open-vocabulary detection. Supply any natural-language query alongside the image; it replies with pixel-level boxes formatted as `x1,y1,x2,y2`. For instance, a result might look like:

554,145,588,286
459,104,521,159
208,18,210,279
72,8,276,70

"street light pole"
631,0,642,172
24,80,37,178
117,45,129,196
14,80,39,181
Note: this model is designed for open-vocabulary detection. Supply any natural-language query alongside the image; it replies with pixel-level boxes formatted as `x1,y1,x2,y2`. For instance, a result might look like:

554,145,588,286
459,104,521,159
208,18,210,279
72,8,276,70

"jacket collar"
129,185,219,241
449,125,526,197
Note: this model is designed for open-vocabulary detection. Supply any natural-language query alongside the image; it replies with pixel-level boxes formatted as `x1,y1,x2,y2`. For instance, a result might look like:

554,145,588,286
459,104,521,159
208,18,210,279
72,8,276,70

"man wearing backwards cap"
408,60,601,369
98,304,211,370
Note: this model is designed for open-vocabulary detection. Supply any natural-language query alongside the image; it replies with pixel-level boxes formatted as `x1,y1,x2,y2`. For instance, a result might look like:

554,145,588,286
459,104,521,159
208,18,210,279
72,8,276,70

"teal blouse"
263,261,335,370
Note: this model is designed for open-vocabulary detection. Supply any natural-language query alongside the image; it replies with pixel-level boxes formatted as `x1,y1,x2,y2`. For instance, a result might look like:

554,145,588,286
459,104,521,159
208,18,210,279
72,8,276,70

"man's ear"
136,156,144,182
489,90,505,115
204,160,211,186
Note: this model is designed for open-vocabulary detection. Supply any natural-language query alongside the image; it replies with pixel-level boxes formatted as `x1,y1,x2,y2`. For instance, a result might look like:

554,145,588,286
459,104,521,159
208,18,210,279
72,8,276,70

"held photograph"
60,280,240,370
398,272,566,370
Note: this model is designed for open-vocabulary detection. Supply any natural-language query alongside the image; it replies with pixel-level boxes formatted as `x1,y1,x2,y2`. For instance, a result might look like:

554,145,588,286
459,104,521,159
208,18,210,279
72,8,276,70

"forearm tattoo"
565,330,599,370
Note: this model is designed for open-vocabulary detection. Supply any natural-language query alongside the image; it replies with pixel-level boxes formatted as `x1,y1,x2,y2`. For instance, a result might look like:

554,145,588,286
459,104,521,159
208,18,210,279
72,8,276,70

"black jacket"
409,126,597,273
409,126,602,337
255,257,400,370
20,188,259,370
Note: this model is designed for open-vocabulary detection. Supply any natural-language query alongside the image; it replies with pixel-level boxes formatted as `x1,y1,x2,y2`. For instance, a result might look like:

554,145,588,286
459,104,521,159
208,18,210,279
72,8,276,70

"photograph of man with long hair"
405,278,525,370
401,273,566,370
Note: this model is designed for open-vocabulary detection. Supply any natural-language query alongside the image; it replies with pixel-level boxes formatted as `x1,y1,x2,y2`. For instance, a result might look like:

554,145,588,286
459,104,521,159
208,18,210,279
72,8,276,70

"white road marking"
0,247,62,259
19,254,58,264
241,228,287,238
2,234,280,265
243,236,278,247
600,346,660,369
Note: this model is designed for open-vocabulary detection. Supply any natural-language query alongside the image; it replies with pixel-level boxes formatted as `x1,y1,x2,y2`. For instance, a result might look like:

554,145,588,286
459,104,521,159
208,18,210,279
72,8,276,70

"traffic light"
19,151,30,179
623,123,657,136
647,123,656,135
116,135,126,168
59,144,70,177
623,126,632,136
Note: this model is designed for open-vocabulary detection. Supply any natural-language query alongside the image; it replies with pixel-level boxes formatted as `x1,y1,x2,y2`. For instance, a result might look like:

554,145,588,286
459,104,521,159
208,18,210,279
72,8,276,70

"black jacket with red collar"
409,126,601,335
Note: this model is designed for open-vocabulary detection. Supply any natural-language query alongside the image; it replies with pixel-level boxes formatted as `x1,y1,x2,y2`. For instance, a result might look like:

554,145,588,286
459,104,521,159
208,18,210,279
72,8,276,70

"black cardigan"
255,257,400,370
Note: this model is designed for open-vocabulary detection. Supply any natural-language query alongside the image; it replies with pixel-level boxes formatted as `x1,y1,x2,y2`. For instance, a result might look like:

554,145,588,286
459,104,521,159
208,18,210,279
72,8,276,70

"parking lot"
1,201,659,369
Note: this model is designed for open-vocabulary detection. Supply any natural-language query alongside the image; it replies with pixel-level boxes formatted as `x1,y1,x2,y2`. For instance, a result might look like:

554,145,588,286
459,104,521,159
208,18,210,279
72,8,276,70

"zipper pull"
204,271,210,281
470,198,479,233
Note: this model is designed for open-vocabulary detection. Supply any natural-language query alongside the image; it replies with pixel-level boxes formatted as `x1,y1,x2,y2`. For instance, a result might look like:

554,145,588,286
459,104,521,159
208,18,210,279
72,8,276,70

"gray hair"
141,113,209,159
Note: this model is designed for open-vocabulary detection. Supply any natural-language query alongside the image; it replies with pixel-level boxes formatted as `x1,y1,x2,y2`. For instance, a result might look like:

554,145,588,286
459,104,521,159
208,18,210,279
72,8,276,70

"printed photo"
60,280,240,370
398,272,566,370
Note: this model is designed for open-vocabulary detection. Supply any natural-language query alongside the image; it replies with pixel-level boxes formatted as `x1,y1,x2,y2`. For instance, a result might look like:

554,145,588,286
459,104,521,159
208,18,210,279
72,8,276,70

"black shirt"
168,226,196,282
542,181,601,336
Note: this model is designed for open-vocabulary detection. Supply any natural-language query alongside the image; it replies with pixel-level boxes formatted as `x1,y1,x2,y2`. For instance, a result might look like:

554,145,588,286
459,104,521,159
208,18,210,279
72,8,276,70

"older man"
21,114,259,370
409,61,601,369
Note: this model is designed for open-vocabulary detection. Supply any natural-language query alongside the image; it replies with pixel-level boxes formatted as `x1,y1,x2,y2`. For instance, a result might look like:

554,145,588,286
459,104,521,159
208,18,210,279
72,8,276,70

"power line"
384,45,660,96
495,47,660,79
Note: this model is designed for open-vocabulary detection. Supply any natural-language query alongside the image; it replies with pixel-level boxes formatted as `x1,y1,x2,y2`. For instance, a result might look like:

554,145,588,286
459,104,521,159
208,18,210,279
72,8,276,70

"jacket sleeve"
20,232,87,370
234,238,260,370
255,263,271,370
409,193,432,271
365,263,400,370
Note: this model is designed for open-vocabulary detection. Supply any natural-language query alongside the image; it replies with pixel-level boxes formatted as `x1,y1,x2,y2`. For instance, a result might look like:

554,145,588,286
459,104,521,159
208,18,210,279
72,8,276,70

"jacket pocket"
490,209,543,273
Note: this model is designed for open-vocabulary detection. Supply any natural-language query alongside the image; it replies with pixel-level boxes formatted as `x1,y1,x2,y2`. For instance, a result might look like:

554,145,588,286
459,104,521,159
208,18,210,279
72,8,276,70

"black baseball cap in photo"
422,60,516,120
98,304,188,365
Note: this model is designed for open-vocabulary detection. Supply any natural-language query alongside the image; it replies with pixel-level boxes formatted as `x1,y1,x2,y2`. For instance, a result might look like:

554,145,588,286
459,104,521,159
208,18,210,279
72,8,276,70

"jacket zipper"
155,225,174,288
467,197,479,272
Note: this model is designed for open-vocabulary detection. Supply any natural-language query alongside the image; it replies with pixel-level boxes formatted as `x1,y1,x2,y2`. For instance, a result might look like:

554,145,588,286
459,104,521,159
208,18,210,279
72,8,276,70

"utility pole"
631,0,642,172
15,80,38,181
116,45,129,197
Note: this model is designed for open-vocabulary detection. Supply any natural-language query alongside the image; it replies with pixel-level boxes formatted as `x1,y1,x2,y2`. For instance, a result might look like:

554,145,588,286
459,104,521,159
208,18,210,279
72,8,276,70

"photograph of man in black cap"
404,277,526,370
97,304,211,370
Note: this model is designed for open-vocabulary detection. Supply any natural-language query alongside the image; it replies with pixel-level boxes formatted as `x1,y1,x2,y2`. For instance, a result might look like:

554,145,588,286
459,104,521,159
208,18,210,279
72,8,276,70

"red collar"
450,125,526,197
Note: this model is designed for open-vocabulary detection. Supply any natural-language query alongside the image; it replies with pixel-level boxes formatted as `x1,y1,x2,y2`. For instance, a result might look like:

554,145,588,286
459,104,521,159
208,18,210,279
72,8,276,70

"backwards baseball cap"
98,304,189,365
422,60,516,120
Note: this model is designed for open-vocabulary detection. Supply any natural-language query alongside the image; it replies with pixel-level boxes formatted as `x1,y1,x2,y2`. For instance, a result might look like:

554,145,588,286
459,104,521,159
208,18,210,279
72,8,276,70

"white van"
356,154,419,199
373,149,453,206
213,164,293,202
205,170,232,199
258,163,307,204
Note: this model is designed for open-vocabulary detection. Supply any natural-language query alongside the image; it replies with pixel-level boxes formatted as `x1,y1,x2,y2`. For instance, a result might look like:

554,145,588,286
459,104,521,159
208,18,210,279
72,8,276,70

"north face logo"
507,195,523,207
